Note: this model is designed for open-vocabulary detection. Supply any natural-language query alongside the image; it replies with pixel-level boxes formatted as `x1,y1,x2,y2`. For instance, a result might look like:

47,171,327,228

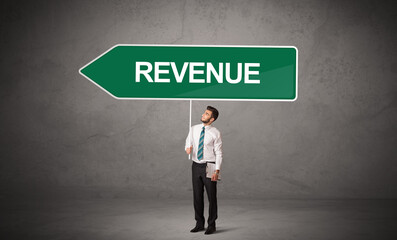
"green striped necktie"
197,126,205,160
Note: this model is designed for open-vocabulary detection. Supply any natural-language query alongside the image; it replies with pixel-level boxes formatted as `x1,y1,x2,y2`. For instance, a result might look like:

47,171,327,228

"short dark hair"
207,106,219,121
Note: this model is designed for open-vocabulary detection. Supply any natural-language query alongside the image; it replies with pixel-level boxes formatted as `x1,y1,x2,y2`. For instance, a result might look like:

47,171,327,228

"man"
185,106,222,235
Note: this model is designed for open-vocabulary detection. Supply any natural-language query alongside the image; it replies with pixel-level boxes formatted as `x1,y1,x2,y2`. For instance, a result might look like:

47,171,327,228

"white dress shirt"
185,123,223,170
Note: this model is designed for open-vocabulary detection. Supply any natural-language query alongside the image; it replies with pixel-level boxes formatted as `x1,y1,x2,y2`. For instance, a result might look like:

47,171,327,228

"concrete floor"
2,197,396,240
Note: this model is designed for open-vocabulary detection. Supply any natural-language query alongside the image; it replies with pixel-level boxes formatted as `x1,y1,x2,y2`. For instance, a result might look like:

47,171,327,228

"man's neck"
203,122,212,127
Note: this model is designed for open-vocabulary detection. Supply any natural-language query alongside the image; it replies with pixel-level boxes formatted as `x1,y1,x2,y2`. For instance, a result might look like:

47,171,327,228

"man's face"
201,110,213,124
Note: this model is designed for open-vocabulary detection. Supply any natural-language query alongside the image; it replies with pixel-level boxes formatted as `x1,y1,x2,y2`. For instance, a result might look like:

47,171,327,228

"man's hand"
211,171,219,181
186,146,193,154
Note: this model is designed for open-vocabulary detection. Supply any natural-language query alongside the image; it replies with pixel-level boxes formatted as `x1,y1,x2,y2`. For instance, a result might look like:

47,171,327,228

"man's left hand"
211,172,219,181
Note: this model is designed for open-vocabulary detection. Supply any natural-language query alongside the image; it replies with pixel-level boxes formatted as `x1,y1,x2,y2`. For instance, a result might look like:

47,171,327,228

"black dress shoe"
190,226,205,232
204,225,216,234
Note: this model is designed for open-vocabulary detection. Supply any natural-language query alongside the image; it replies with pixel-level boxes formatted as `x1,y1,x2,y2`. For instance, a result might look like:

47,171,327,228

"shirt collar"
201,123,212,129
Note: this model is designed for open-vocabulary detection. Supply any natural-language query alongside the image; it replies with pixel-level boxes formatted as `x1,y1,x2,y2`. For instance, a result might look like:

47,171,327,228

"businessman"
185,106,223,235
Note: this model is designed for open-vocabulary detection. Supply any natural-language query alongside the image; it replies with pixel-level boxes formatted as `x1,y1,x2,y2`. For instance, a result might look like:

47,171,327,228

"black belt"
193,161,215,167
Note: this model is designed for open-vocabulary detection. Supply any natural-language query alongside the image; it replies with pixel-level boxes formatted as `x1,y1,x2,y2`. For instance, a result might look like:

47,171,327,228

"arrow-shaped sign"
79,44,298,101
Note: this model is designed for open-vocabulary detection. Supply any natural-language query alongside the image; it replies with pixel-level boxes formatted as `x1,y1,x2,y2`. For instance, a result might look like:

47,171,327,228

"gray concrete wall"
1,0,396,199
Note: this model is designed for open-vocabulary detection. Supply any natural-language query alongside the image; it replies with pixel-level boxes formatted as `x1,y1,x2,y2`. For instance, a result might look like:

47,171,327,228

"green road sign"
79,44,298,101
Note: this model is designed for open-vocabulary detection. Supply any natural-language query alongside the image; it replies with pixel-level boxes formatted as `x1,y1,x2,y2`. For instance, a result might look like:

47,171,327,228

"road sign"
79,44,298,101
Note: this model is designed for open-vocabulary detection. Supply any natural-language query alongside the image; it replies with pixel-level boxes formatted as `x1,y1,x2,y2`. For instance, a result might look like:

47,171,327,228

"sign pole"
188,100,192,160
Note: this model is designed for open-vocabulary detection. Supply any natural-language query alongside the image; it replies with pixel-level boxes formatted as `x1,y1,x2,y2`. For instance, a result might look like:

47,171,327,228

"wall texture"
1,0,396,199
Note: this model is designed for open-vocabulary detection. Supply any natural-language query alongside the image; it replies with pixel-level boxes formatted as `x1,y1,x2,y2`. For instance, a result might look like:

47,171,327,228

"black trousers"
192,161,218,227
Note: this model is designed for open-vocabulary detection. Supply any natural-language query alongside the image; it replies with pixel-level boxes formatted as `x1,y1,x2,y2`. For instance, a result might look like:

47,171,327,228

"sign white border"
79,44,298,102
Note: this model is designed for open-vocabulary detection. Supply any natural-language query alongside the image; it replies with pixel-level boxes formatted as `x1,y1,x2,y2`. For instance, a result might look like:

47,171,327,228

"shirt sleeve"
185,126,193,150
214,131,223,170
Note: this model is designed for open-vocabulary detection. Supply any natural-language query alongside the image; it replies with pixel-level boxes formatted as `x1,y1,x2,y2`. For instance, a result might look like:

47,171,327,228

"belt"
193,161,215,167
